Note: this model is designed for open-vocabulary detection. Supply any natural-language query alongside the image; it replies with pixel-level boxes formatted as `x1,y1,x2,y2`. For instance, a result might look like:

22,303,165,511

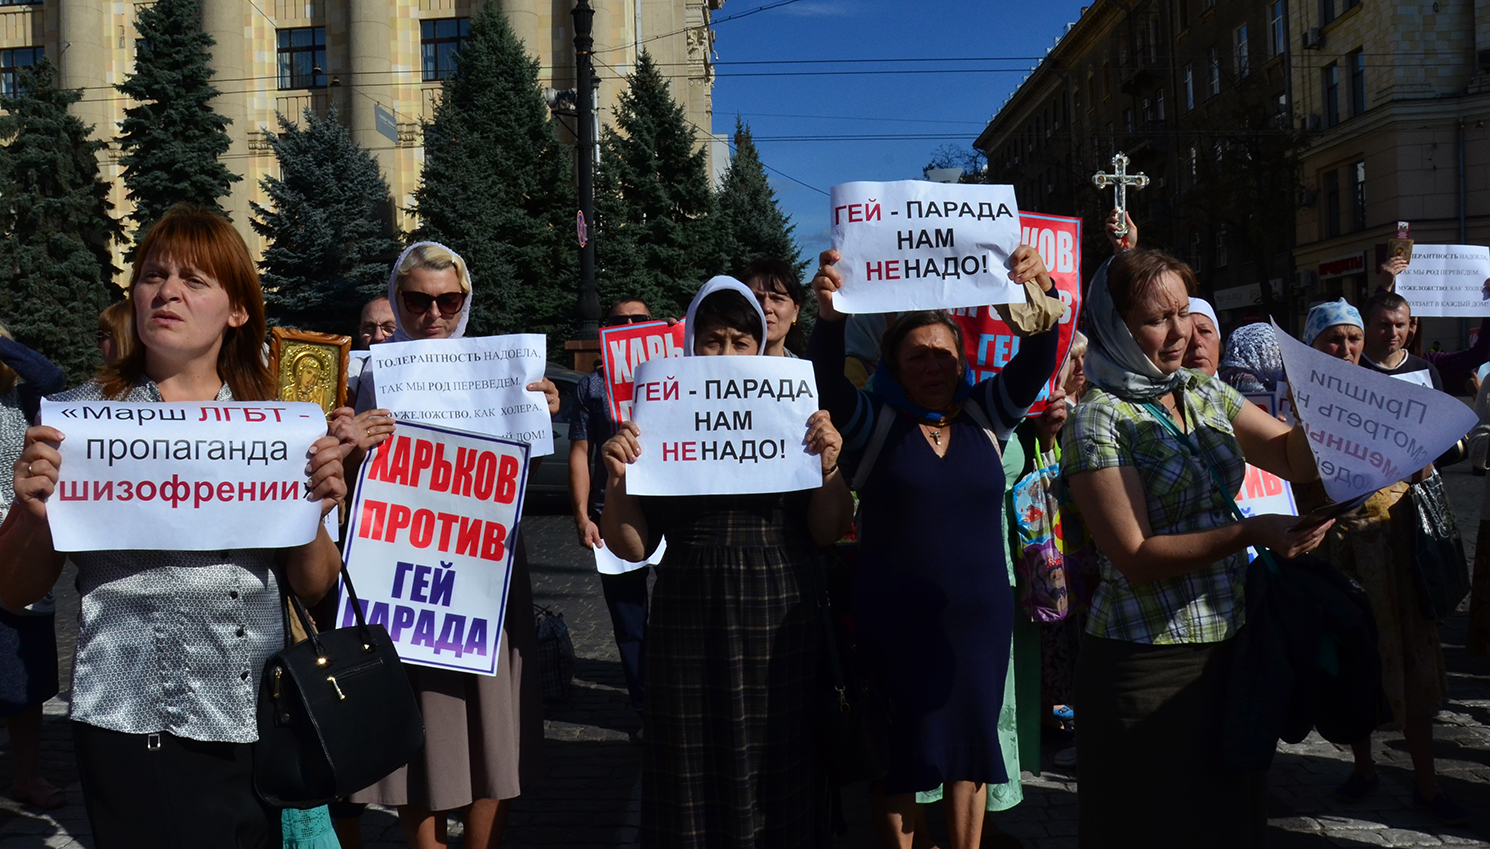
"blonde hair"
394,243,472,294
1069,329,1088,361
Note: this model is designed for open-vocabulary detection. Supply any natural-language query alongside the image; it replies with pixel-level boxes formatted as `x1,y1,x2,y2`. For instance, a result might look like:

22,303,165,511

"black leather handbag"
1408,473,1471,621
255,567,426,808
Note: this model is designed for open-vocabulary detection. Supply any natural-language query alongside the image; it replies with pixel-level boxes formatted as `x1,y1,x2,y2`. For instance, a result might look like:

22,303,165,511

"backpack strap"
850,405,897,492
961,402,1004,461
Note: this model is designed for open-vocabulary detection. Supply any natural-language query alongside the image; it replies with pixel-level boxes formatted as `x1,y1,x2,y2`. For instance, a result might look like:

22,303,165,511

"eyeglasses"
603,314,654,327
400,290,466,317
360,322,397,337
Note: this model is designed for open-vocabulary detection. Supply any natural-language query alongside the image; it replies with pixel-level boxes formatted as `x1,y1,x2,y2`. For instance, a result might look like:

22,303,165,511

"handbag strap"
802,555,853,712
276,559,376,656
1140,399,1281,573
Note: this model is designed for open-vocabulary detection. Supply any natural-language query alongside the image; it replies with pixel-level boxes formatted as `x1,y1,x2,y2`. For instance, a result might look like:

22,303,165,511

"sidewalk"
0,499,1486,847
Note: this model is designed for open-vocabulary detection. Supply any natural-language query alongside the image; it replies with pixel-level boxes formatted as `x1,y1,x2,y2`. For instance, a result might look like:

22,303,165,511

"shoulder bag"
255,565,426,808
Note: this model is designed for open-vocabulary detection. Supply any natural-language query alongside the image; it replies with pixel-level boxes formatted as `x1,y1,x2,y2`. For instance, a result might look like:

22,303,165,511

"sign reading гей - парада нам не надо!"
829,181,1022,314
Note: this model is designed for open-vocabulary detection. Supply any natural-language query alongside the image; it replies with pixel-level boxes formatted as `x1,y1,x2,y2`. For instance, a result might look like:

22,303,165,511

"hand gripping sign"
625,357,823,497
829,180,1022,314
1272,321,1477,504
341,421,530,676
371,333,554,456
600,320,686,422
41,400,329,551
1391,244,1490,318
948,212,1082,415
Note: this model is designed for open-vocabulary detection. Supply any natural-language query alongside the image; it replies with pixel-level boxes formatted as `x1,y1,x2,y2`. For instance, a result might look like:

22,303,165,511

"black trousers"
72,721,281,849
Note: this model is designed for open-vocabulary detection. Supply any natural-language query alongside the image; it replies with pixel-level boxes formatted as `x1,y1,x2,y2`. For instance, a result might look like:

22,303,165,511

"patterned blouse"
51,379,284,744
1060,369,1248,645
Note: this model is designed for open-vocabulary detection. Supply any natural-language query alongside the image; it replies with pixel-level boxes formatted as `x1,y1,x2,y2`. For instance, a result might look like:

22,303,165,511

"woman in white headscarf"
335,242,559,849
601,277,853,848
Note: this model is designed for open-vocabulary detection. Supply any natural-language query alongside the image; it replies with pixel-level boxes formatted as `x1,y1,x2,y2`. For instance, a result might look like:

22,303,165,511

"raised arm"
0,337,66,422
599,422,652,562
807,249,877,451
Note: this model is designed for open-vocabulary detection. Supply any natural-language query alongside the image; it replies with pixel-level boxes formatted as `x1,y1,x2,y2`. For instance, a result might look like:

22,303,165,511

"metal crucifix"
1092,152,1149,240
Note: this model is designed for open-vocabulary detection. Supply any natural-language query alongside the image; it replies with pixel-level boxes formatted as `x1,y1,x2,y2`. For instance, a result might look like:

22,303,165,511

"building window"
1349,49,1366,117
1203,0,1216,8
1087,74,1097,111
1184,64,1195,110
1321,0,1336,26
1216,224,1229,268
421,17,472,81
1125,108,1133,134
1189,146,1199,182
1324,169,1341,239
1148,17,1160,62
276,27,325,90
1207,47,1221,96
1233,25,1250,77
1102,61,1111,100
0,0,42,5
1107,123,1116,158
1190,230,1202,266
1324,63,1340,127
1142,97,1153,124
1270,1,1286,57
1178,0,1190,31
1157,88,1167,120
1350,160,1366,231
0,46,42,97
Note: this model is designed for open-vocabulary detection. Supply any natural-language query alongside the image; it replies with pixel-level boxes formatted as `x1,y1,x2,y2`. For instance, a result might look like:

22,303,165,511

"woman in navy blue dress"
807,247,1059,849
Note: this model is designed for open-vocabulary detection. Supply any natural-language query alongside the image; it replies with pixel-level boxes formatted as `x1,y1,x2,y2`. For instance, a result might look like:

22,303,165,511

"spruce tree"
116,0,239,242
714,118,803,277
410,2,574,342
595,51,718,318
252,107,402,334
0,59,123,383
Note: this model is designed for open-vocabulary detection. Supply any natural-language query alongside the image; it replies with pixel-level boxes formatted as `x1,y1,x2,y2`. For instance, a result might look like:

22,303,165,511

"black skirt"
72,721,281,849
1076,632,1267,849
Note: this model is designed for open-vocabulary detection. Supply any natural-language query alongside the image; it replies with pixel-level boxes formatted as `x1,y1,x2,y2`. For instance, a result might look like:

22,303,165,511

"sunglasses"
603,314,654,327
401,290,466,317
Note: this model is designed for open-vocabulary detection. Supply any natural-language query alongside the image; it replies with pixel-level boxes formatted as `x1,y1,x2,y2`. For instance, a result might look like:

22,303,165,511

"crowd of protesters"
0,201,1478,849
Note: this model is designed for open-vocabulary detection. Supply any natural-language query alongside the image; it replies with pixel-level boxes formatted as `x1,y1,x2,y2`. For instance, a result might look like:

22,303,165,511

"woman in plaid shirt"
1061,249,1329,847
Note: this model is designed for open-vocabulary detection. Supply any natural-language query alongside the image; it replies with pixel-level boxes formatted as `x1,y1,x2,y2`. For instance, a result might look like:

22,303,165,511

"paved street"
0,470,1487,848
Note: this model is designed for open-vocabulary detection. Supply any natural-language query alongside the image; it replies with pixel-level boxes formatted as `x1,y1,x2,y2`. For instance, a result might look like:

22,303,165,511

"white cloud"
777,1,857,18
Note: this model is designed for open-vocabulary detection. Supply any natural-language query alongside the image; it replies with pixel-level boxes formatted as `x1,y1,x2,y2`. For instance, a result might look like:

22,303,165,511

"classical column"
199,0,251,227
347,0,396,172
57,0,111,138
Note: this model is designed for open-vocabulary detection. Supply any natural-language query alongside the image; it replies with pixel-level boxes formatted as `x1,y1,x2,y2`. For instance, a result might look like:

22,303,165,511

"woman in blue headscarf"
807,245,1059,849
601,276,854,848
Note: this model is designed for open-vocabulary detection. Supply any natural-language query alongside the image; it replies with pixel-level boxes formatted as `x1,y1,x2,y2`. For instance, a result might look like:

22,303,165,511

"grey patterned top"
51,379,283,743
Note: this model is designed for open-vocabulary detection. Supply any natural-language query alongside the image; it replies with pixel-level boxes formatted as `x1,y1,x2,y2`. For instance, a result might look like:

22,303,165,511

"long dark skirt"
1076,632,1266,849
73,721,280,849
640,523,824,848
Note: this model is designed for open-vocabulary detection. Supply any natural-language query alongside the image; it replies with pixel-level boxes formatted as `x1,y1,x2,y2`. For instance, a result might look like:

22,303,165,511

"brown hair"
100,205,273,401
97,300,136,365
881,311,969,381
738,257,806,356
1107,248,1198,321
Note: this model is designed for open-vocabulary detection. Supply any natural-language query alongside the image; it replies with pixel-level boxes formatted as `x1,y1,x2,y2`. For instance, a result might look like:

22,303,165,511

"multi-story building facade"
0,0,723,283
1287,0,1490,352
976,0,1490,343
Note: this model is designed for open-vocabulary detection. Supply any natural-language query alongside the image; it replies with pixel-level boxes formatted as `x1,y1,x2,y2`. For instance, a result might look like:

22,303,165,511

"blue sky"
708,0,1090,263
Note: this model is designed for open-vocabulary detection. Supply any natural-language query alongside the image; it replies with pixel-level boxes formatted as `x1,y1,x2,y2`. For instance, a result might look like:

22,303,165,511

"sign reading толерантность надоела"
829,181,1022,314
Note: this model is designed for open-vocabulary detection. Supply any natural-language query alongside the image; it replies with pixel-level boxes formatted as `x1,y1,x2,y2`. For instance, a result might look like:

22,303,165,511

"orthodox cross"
1091,152,1149,240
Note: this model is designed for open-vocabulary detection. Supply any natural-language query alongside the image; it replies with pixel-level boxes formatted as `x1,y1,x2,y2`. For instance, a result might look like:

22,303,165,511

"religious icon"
1092,152,1149,240
269,328,351,417
1389,220,1413,263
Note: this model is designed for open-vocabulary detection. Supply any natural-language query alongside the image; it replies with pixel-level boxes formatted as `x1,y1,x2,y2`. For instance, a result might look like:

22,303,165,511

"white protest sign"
1272,321,1476,503
1393,245,1490,318
626,357,822,497
341,421,529,676
42,400,327,551
593,536,667,576
829,181,1022,313
371,334,554,456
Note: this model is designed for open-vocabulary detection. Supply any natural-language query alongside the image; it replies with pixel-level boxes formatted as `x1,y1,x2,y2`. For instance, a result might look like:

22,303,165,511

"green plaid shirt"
1061,370,1248,644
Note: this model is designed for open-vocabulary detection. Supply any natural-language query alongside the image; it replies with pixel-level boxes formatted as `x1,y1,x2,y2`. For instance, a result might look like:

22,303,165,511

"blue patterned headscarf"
1219,322,1285,391
1303,298,1362,346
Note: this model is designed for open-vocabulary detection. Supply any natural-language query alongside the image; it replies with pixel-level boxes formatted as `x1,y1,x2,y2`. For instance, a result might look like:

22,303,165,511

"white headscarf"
682,276,769,356
388,241,473,342
1189,297,1218,330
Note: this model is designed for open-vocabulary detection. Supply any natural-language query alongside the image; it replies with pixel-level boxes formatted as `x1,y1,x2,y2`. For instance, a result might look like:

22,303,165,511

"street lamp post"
572,0,599,343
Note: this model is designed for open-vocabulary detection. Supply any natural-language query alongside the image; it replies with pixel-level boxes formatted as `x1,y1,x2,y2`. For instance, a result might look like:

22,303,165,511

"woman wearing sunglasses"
339,242,557,849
